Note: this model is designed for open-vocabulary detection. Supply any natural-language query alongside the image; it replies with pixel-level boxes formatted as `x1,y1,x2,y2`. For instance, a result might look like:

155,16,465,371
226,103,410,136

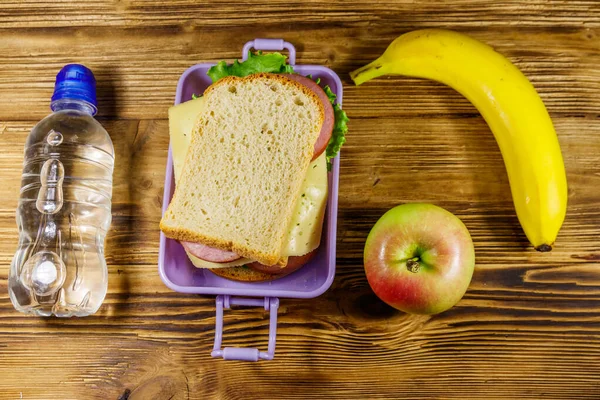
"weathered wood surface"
0,1,599,399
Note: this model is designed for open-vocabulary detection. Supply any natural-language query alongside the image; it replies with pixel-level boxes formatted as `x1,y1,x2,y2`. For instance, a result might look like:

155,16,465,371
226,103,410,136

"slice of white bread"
160,73,324,266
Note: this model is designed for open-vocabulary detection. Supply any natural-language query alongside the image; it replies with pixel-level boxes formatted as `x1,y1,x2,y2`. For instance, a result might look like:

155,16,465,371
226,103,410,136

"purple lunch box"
158,39,342,361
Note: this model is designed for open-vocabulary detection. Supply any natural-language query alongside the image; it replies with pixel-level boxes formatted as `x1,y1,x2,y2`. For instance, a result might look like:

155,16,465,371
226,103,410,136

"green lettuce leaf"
207,51,294,82
323,85,348,170
323,85,337,104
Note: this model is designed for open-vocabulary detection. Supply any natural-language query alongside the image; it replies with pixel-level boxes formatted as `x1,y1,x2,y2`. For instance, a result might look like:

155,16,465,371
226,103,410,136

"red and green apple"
364,203,475,315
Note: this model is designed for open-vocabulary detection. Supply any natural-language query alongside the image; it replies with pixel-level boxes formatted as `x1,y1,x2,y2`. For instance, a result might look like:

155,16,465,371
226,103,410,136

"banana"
350,29,567,251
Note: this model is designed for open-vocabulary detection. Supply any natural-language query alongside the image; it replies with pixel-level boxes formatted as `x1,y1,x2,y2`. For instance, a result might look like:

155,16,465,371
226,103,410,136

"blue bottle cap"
51,64,97,114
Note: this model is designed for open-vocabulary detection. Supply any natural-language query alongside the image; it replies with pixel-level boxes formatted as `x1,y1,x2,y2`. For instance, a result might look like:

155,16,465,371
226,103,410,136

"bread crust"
160,223,289,266
203,72,326,125
210,264,295,282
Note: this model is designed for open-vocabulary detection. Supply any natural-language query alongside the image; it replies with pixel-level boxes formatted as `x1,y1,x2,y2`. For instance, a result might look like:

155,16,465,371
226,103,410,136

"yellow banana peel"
350,29,567,251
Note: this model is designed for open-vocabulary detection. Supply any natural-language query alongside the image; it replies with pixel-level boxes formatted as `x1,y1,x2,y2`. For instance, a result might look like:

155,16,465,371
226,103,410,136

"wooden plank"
2,116,598,265
0,1,599,29
0,114,598,398
0,14,597,120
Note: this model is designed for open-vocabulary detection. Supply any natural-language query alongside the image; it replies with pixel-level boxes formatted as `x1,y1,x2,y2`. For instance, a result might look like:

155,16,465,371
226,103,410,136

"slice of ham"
181,241,241,263
281,74,335,160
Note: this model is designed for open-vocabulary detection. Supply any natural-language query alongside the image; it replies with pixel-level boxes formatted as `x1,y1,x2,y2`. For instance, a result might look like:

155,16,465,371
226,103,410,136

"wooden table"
1,2,599,399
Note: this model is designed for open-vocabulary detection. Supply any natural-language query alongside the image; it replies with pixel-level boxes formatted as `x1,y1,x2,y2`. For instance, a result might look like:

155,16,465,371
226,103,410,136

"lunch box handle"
211,295,279,361
242,38,296,65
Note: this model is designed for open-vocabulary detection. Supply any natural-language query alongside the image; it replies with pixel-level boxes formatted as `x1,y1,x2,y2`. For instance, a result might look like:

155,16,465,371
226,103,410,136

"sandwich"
160,52,348,282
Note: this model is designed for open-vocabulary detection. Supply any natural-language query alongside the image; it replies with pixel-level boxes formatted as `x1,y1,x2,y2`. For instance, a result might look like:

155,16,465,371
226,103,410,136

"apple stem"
406,258,420,273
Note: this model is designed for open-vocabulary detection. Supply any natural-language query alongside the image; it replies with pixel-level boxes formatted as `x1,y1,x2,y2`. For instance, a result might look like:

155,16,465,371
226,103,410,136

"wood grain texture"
1,1,600,399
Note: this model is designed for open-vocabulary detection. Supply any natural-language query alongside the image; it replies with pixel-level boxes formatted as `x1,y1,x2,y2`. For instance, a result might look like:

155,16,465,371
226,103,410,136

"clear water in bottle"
9,64,114,317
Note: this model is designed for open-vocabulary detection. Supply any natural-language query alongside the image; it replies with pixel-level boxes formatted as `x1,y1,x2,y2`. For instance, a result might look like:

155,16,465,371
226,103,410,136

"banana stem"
350,58,388,86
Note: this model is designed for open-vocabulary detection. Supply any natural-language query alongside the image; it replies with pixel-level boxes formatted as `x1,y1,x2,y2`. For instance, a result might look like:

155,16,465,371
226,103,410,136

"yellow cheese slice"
168,96,205,182
284,152,328,256
168,98,328,268
186,253,250,269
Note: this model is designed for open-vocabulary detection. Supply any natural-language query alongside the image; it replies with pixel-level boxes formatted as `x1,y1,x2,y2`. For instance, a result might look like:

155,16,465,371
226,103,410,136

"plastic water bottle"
8,64,114,317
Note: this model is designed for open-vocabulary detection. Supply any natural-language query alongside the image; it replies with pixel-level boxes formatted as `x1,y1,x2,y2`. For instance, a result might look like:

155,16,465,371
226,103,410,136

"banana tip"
535,244,553,252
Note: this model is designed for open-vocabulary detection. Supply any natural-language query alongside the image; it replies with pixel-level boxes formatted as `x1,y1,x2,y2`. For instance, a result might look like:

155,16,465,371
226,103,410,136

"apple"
364,203,475,315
